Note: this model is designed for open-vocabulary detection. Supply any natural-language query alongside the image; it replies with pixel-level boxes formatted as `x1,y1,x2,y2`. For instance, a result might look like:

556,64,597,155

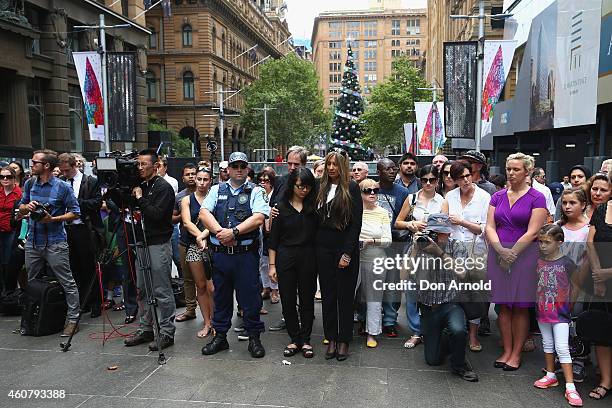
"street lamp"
450,0,513,152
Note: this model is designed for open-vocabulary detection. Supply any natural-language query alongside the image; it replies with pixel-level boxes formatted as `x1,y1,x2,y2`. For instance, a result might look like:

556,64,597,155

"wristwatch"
232,227,240,237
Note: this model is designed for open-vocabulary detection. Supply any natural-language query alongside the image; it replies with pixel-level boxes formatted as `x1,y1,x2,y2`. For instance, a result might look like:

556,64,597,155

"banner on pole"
403,123,417,154
443,41,477,139
107,52,137,142
72,52,105,143
481,40,516,138
415,102,445,155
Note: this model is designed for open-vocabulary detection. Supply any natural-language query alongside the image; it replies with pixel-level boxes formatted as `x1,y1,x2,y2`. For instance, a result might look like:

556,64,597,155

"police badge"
238,193,249,205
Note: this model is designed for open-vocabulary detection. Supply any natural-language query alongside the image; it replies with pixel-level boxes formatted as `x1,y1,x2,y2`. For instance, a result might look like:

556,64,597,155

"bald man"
432,155,448,170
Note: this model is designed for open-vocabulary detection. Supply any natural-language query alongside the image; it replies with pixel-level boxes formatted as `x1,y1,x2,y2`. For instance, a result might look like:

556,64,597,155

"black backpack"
20,277,67,336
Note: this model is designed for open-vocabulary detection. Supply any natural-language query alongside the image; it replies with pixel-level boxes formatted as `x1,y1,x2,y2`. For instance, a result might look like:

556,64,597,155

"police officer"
199,152,270,358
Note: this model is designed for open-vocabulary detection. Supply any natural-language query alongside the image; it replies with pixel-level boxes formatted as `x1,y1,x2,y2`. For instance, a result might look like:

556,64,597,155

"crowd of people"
1,147,612,406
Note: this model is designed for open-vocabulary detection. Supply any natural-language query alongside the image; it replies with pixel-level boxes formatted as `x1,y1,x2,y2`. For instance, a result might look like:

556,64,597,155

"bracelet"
269,263,275,265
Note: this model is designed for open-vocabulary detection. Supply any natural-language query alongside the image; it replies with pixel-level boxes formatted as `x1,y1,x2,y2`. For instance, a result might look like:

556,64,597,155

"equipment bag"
20,277,67,336
0,289,24,316
171,278,186,307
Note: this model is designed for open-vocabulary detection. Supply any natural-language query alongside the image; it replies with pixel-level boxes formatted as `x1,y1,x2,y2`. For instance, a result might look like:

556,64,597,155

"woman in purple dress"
485,153,547,371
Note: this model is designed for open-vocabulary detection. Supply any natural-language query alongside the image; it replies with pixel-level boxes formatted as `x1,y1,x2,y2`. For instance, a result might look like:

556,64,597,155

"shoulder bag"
386,193,417,243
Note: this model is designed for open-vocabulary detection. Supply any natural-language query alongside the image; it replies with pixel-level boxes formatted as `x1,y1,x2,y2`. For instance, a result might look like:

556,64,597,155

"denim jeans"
420,303,467,371
171,224,183,278
405,289,421,336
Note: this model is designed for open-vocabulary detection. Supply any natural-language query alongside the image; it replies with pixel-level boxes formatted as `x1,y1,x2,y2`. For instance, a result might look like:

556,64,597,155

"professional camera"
30,203,52,222
96,151,141,190
415,231,438,245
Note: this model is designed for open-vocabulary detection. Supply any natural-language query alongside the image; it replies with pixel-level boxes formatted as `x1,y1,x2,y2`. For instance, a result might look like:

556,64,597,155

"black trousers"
66,224,101,310
277,246,317,345
316,246,359,343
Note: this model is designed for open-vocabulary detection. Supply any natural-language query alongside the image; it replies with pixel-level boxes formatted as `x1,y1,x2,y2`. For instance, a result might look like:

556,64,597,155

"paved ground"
0,300,604,408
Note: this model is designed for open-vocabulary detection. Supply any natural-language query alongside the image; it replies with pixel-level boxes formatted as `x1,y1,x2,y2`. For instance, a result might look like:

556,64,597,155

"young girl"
534,224,582,407
558,188,589,266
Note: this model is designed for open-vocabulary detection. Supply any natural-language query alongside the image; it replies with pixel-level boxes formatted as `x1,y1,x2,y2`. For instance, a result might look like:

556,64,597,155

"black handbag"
576,301,612,346
386,193,416,243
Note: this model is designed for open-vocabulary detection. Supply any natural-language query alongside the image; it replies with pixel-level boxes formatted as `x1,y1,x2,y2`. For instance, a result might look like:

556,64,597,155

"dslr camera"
415,231,438,247
29,203,52,222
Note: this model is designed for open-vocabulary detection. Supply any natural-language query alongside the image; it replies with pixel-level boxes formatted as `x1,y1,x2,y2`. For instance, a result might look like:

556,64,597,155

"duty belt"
210,242,259,255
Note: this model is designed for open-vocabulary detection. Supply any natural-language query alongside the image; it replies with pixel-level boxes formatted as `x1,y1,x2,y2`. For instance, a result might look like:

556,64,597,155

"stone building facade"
145,0,293,161
311,5,427,109
0,0,150,160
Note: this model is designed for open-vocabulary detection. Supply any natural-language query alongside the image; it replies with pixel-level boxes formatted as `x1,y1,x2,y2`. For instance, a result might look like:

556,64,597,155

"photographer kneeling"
411,213,479,382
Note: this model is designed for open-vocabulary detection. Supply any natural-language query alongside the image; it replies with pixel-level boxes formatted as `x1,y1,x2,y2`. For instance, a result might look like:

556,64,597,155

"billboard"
443,41,477,139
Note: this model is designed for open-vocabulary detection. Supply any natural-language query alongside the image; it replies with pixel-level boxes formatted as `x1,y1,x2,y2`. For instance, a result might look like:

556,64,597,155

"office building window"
69,86,83,152
329,62,341,71
329,21,341,38
148,27,157,49
407,19,420,35
182,24,193,47
146,72,157,100
364,61,376,71
329,51,341,60
364,21,377,37
364,50,376,59
365,40,377,48
347,39,359,48
183,71,194,99
329,41,341,49
391,49,401,57
391,20,400,35
364,73,377,82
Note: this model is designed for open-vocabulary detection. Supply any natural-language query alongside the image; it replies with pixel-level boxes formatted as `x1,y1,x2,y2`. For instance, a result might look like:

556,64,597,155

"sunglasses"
443,170,451,176
31,160,45,166
295,184,311,190
420,177,438,184
454,173,471,181
1,175,14,180
259,178,270,183
230,163,247,170
362,187,380,195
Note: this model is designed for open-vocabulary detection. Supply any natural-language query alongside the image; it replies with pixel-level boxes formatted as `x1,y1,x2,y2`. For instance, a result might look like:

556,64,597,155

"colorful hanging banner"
415,102,445,155
481,40,516,138
72,52,105,143
403,123,417,154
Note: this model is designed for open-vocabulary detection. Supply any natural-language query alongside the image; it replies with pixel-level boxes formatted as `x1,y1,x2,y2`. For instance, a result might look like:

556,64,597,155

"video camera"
96,151,142,207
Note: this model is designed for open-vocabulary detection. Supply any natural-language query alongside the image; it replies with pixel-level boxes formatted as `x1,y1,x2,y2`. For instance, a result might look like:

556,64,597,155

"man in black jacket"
123,149,176,351
58,153,103,318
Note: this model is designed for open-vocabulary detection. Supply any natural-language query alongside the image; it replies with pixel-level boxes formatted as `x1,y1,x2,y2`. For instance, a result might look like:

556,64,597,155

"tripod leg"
60,262,102,352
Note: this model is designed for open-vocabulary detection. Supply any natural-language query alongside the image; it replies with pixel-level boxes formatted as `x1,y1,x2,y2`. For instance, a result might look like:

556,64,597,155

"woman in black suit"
316,150,363,361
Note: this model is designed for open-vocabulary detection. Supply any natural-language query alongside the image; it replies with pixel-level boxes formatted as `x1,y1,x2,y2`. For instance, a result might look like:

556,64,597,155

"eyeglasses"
443,170,451,176
362,187,380,195
454,173,472,181
295,184,311,191
219,167,228,172
31,160,45,166
259,178,270,183
0,175,14,180
230,163,247,170
420,177,438,184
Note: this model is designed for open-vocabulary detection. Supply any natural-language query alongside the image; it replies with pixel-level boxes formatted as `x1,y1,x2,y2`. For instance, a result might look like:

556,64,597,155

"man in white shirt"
531,167,555,216
158,157,179,194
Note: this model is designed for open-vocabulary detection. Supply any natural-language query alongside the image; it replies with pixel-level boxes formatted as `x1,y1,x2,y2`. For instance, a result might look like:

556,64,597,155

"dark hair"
417,164,439,179
247,167,255,181
558,188,588,226
450,161,470,181
257,167,276,186
488,174,507,189
182,163,197,175
57,152,77,167
399,152,418,166
586,173,611,206
436,160,454,196
569,165,592,181
138,149,159,164
197,167,213,178
283,167,316,214
539,223,564,242
33,149,58,169
532,167,545,178
9,161,24,186
1,166,16,179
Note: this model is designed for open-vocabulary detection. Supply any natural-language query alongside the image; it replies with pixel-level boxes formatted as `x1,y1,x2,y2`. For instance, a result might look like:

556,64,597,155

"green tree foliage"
240,54,329,152
148,115,192,157
361,57,431,149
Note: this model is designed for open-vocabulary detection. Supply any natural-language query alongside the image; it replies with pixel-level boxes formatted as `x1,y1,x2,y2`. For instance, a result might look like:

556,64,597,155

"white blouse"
445,186,491,254
412,191,444,222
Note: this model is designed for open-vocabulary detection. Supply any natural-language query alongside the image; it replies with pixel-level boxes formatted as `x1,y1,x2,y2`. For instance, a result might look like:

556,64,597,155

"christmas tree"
331,45,369,160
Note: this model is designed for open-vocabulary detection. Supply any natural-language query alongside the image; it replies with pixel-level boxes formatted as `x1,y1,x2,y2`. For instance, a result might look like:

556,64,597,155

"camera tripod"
61,199,167,365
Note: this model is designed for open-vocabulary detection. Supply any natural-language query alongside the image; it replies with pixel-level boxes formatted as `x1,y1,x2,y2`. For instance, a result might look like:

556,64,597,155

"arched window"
182,24,192,47
183,71,194,100
146,72,157,100
148,27,157,49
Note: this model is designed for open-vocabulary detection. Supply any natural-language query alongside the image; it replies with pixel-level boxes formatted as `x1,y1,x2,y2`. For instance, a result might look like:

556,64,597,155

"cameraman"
19,150,81,337
123,149,176,351
412,214,479,382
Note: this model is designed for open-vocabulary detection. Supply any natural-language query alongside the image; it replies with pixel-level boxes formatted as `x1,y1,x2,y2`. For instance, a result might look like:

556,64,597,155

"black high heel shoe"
336,342,348,361
325,341,336,360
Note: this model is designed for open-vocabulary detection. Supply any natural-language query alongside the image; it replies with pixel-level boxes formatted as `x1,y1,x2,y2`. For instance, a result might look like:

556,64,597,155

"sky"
285,0,427,45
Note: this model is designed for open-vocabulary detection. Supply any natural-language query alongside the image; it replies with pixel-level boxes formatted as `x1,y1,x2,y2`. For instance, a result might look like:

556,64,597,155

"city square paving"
0,301,603,408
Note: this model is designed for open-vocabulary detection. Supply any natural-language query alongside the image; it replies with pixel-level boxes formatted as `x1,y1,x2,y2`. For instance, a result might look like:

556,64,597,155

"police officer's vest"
213,181,259,241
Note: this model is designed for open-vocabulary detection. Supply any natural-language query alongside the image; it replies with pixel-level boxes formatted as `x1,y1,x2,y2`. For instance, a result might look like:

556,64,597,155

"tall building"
0,0,150,159
145,0,293,160
311,5,427,109
426,0,505,87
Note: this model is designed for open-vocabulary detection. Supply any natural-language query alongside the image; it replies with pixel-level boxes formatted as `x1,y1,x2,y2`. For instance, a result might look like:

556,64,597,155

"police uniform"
201,153,270,340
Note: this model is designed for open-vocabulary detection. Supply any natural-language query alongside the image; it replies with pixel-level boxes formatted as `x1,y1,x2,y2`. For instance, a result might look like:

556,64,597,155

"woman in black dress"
316,150,363,361
268,168,318,358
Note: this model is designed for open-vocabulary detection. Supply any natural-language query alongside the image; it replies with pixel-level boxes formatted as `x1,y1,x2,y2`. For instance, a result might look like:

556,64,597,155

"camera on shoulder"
96,151,141,206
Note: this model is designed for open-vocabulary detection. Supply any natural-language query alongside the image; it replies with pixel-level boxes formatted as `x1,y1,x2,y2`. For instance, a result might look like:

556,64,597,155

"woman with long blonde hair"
316,150,363,361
